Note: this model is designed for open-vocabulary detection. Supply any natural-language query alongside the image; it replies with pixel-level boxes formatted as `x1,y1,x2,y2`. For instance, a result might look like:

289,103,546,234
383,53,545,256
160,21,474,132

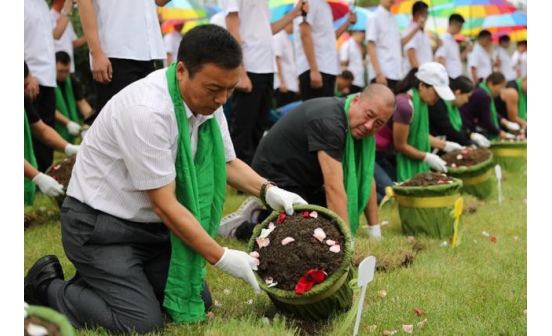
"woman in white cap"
374,62,462,183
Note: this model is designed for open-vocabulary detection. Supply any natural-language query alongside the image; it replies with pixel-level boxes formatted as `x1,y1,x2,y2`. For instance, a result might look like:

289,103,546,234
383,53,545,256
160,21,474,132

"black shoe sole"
24,255,63,305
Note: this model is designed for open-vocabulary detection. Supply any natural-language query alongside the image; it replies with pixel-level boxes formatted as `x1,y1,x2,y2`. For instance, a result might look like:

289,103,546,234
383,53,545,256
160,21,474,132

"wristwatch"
260,181,276,207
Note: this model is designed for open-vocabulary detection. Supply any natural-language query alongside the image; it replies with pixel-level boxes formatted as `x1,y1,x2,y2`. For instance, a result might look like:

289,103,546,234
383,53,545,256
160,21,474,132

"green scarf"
444,100,463,132
478,82,500,140
163,64,227,323
342,95,375,236
396,89,431,182
516,78,527,121
24,109,38,206
54,78,79,143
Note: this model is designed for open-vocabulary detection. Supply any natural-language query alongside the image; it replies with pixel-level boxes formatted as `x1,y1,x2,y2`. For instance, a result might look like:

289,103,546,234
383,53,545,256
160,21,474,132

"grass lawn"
24,170,526,335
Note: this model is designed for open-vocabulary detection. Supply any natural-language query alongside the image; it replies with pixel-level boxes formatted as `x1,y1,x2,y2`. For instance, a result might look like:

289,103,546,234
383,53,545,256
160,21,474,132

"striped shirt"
67,68,235,223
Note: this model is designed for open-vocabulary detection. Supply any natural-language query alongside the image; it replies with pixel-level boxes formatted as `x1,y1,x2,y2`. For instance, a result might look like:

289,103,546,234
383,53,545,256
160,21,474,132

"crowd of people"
23,0,527,333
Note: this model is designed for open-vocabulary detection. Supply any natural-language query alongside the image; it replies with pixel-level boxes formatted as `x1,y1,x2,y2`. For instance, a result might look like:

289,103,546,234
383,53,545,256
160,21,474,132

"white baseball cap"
415,62,455,101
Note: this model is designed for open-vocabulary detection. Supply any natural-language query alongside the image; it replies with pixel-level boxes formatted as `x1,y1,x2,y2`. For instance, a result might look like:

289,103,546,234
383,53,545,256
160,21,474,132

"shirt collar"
183,101,214,122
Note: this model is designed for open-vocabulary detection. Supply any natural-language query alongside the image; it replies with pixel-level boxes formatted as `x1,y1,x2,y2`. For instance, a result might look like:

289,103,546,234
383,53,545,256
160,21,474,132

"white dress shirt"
293,0,339,76
468,43,492,81
67,69,235,222
222,0,275,73
492,47,517,81
512,50,527,78
163,31,182,59
365,5,403,81
90,0,166,61
435,32,463,79
402,21,433,74
24,0,56,87
339,39,365,87
273,31,299,92
51,9,78,73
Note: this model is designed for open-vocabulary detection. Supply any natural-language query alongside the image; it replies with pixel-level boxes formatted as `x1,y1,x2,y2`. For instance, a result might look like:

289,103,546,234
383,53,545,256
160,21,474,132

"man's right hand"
279,82,288,93
25,75,40,101
92,52,113,84
310,70,323,89
236,71,253,93
375,73,388,86
214,248,261,294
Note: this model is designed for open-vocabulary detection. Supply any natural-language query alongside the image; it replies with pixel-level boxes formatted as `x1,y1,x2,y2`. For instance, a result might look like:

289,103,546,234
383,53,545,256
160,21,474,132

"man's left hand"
266,186,307,215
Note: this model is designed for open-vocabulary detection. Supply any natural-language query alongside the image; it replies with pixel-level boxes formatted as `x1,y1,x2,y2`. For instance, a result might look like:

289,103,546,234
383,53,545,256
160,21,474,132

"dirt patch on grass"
399,172,455,187
353,239,428,273
441,147,491,168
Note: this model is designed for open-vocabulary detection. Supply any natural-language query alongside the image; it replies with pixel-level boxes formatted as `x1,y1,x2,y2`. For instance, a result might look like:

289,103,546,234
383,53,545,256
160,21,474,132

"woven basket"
247,204,353,321
391,178,463,240
444,151,494,200
490,140,527,173
25,305,75,336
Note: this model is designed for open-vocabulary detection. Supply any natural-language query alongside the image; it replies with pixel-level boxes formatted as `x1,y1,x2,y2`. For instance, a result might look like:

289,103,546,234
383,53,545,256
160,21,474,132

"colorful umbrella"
157,0,209,21
333,6,373,31
161,19,186,34
269,0,350,23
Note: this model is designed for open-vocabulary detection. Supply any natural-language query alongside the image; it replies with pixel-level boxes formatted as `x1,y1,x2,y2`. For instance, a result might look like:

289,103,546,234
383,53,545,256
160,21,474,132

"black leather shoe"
24,255,64,305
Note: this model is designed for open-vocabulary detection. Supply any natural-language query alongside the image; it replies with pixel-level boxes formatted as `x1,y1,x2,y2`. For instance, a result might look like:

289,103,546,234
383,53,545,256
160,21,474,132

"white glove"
64,144,80,156
66,121,81,136
443,141,463,152
503,132,516,139
266,186,308,215
470,132,490,147
214,248,261,294
505,121,521,132
32,173,64,197
423,153,448,173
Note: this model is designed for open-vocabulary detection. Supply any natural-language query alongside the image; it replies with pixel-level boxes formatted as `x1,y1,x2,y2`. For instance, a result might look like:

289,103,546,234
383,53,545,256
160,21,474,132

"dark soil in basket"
254,212,345,292
46,155,76,206
25,315,62,336
441,147,491,168
399,172,455,187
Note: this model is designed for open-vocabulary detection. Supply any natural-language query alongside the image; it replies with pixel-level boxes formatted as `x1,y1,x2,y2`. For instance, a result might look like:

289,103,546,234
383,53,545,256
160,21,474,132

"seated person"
429,75,490,147
494,76,527,128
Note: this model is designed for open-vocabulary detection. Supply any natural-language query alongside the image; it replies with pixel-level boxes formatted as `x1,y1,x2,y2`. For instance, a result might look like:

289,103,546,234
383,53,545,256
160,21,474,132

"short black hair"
394,67,427,95
478,30,492,39
340,70,354,81
450,76,474,94
449,14,465,24
517,40,527,47
177,24,242,78
55,51,71,65
499,34,511,44
24,62,29,78
486,72,506,85
412,1,429,16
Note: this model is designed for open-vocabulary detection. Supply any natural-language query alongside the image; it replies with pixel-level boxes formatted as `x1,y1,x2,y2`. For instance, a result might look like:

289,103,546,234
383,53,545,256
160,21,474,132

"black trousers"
230,72,274,165
95,58,157,114
298,71,336,101
370,78,399,92
32,86,56,172
273,89,299,108
48,197,211,333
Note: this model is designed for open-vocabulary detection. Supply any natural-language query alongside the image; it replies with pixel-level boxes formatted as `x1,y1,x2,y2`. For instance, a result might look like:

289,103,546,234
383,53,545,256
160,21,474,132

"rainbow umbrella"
333,6,374,31
269,0,350,23
161,19,186,34
157,0,209,21
461,10,526,37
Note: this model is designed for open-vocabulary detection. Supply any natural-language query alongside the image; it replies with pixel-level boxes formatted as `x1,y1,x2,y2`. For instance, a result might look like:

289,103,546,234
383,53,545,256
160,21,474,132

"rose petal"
377,290,387,298
381,220,389,226
267,282,278,288
268,222,275,230
482,231,490,237
26,324,49,336
326,239,336,246
407,236,415,243
402,325,414,333
249,251,260,258
259,227,275,239
417,318,427,329
247,299,253,305
214,300,222,307
414,308,422,316
456,154,463,160
382,330,398,336
451,163,457,168
490,236,497,243
329,245,341,253
514,236,519,241
256,237,270,249
440,241,448,247
277,212,286,224
223,289,230,295
461,150,469,155
281,237,295,245
313,228,326,242
309,211,318,218
301,211,310,218
265,277,274,285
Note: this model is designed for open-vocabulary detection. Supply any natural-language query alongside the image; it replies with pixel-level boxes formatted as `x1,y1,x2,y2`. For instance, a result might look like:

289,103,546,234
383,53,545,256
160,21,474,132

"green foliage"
24,171,526,335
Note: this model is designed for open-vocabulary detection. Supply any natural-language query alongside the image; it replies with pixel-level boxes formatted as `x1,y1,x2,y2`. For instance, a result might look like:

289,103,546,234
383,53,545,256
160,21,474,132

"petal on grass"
417,319,427,329
402,325,414,333
377,290,387,298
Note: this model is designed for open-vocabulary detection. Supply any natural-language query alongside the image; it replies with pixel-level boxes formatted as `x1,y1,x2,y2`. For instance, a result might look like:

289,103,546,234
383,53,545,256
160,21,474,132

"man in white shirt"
468,29,493,84
511,40,527,78
339,29,366,93
25,0,75,172
273,23,299,108
402,1,433,74
77,0,168,115
492,34,517,82
24,25,306,333
436,14,470,79
223,0,304,165
366,0,422,90
51,0,87,74
295,0,356,100
163,21,184,66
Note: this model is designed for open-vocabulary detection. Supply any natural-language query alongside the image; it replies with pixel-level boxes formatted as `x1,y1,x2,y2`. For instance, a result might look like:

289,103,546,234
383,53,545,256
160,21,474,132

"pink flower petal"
402,324,414,333
313,227,326,242
265,277,274,285
309,211,318,218
206,311,215,319
377,290,387,298
382,330,398,336
329,245,341,253
249,251,260,258
268,222,275,230
326,239,336,246
482,231,490,237
256,237,270,249
214,300,222,307
514,236,519,241
417,318,427,329
301,211,309,218
267,282,278,288
281,237,295,245
407,236,415,243
381,220,389,226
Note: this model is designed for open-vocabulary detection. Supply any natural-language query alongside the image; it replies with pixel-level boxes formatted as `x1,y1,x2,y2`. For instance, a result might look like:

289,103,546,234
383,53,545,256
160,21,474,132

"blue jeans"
374,162,394,204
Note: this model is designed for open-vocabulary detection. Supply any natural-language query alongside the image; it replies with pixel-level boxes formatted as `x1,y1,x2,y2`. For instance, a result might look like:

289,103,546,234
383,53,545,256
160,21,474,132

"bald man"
219,85,396,240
